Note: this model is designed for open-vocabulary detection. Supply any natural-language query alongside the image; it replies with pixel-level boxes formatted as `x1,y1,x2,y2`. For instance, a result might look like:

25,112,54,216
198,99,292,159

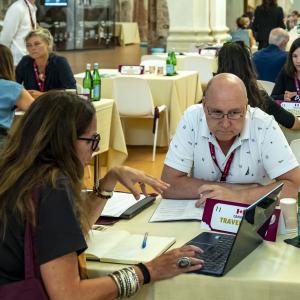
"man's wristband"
136,263,151,284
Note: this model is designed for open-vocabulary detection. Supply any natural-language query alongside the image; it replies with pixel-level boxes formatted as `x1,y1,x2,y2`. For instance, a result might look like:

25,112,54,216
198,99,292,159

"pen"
141,232,148,249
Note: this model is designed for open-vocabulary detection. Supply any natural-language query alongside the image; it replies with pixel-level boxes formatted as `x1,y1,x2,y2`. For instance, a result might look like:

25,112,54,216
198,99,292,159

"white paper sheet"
149,199,203,222
101,192,146,217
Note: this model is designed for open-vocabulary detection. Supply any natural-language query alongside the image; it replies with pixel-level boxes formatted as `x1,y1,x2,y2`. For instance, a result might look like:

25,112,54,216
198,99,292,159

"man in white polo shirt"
161,73,300,205
0,0,37,65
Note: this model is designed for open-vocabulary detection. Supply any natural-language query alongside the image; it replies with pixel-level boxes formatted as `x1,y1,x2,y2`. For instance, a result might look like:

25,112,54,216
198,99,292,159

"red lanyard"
294,77,300,101
24,0,36,30
33,62,45,92
209,142,235,182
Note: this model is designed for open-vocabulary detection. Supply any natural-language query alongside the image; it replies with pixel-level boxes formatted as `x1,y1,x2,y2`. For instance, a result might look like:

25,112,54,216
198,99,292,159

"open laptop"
186,183,283,276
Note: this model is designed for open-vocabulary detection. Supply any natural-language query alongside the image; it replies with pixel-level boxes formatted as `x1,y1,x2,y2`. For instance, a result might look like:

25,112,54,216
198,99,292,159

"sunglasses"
78,133,101,151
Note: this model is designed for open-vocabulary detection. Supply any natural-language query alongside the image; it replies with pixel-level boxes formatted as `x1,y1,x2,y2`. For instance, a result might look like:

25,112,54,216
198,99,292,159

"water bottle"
82,63,92,100
91,63,101,101
170,48,177,74
166,52,174,76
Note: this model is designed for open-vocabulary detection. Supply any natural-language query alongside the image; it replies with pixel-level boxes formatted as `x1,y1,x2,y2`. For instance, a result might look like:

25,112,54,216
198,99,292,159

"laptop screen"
223,183,283,274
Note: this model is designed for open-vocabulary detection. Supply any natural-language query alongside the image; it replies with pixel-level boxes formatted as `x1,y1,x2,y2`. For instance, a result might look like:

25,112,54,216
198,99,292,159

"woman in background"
231,16,256,49
217,41,300,130
16,27,76,99
0,91,203,299
0,44,33,148
252,0,285,50
271,38,300,101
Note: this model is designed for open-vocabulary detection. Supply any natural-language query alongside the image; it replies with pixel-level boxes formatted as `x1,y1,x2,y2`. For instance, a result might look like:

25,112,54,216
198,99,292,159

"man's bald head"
204,73,248,106
269,28,289,50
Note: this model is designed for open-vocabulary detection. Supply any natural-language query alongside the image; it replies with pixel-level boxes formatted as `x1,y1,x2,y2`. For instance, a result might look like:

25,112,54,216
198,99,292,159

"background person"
0,91,203,299
0,0,37,65
16,27,76,99
217,40,300,130
252,0,285,50
271,37,300,101
0,44,34,148
231,16,256,49
252,28,289,82
161,74,300,206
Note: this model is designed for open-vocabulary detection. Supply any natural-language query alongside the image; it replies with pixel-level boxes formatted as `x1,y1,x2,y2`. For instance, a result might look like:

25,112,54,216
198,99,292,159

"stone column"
166,0,213,52
209,0,230,42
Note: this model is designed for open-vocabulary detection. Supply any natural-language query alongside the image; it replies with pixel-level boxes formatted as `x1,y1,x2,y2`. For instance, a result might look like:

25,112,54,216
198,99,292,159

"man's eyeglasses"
206,107,245,120
78,133,101,151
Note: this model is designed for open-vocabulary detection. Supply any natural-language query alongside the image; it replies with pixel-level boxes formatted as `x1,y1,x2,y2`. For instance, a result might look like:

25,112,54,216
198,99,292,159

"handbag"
0,189,49,299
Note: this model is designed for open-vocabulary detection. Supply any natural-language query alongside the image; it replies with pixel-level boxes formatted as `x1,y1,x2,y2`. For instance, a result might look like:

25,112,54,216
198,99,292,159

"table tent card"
201,198,280,242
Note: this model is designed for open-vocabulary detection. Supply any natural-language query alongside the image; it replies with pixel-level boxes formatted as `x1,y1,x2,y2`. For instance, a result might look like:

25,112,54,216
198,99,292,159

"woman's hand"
28,90,44,99
145,245,204,281
100,166,170,199
284,91,297,101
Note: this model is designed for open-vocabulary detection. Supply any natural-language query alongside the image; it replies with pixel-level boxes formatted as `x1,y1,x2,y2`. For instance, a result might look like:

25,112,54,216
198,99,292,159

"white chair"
290,139,300,163
140,55,166,69
257,80,275,96
182,56,214,88
113,77,168,161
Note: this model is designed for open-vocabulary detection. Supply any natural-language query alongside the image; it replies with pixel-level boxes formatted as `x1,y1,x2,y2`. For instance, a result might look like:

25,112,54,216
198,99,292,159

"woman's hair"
236,17,248,29
217,41,266,110
285,37,300,78
261,0,277,9
0,91,95,237
0,44,15,80
25,27,54,51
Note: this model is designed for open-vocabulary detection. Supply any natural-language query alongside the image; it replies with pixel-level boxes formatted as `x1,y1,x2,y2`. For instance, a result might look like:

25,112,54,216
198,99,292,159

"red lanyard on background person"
209,142,236,182
294,77,300,101
23,0,36,30
33,62,45,92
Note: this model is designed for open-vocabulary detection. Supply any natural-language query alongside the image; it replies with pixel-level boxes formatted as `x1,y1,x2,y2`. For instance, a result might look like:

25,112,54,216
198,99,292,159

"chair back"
182,56,213,85
113,77,154,116
257,80,275,96
290,139,300,164
140,55,166,68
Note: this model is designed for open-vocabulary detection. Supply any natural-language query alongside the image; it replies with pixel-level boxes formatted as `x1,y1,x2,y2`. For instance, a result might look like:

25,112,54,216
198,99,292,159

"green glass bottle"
82,63,92,100
170,48,177,74
166,52,174,76
91,63,101,101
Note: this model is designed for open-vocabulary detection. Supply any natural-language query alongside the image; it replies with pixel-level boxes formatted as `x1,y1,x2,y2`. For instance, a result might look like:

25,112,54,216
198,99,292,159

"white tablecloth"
87,197,300,300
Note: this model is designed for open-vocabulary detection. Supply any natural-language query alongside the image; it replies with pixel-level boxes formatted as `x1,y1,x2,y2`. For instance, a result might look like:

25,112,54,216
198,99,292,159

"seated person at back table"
252,27,289,83
16,27,76,99
161,73,300,206
0,44,34,148
271,37,300,101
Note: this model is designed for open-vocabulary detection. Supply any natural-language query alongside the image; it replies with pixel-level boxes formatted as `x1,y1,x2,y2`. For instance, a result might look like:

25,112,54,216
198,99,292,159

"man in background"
0,0,37,65
252,28,289,82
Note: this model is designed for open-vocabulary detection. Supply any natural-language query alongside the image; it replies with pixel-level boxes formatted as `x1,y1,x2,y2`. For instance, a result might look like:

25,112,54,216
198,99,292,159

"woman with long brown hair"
0,91,203,299
0,44,33,147
217,41,300,130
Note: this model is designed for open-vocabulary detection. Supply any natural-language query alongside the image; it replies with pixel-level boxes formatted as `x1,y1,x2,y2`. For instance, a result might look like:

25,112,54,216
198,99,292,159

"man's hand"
196,184,241,207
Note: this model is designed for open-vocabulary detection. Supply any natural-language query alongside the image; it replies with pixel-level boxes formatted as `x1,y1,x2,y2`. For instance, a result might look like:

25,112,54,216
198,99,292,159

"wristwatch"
94,186,113,199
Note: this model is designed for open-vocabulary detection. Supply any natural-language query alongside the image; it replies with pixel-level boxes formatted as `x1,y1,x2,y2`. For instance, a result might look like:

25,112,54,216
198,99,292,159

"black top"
252,5,285,49
15,53,76,91
264,92,295,129
271,68,299,101
0,176,87,285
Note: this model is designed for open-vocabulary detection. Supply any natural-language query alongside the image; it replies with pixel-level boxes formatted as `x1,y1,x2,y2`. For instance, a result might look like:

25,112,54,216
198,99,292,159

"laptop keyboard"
197,234,235,272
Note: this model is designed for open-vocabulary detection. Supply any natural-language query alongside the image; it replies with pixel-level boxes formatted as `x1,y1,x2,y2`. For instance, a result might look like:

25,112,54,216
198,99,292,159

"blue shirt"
231,29,250,47
0,79,22,129
252,44,287,82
